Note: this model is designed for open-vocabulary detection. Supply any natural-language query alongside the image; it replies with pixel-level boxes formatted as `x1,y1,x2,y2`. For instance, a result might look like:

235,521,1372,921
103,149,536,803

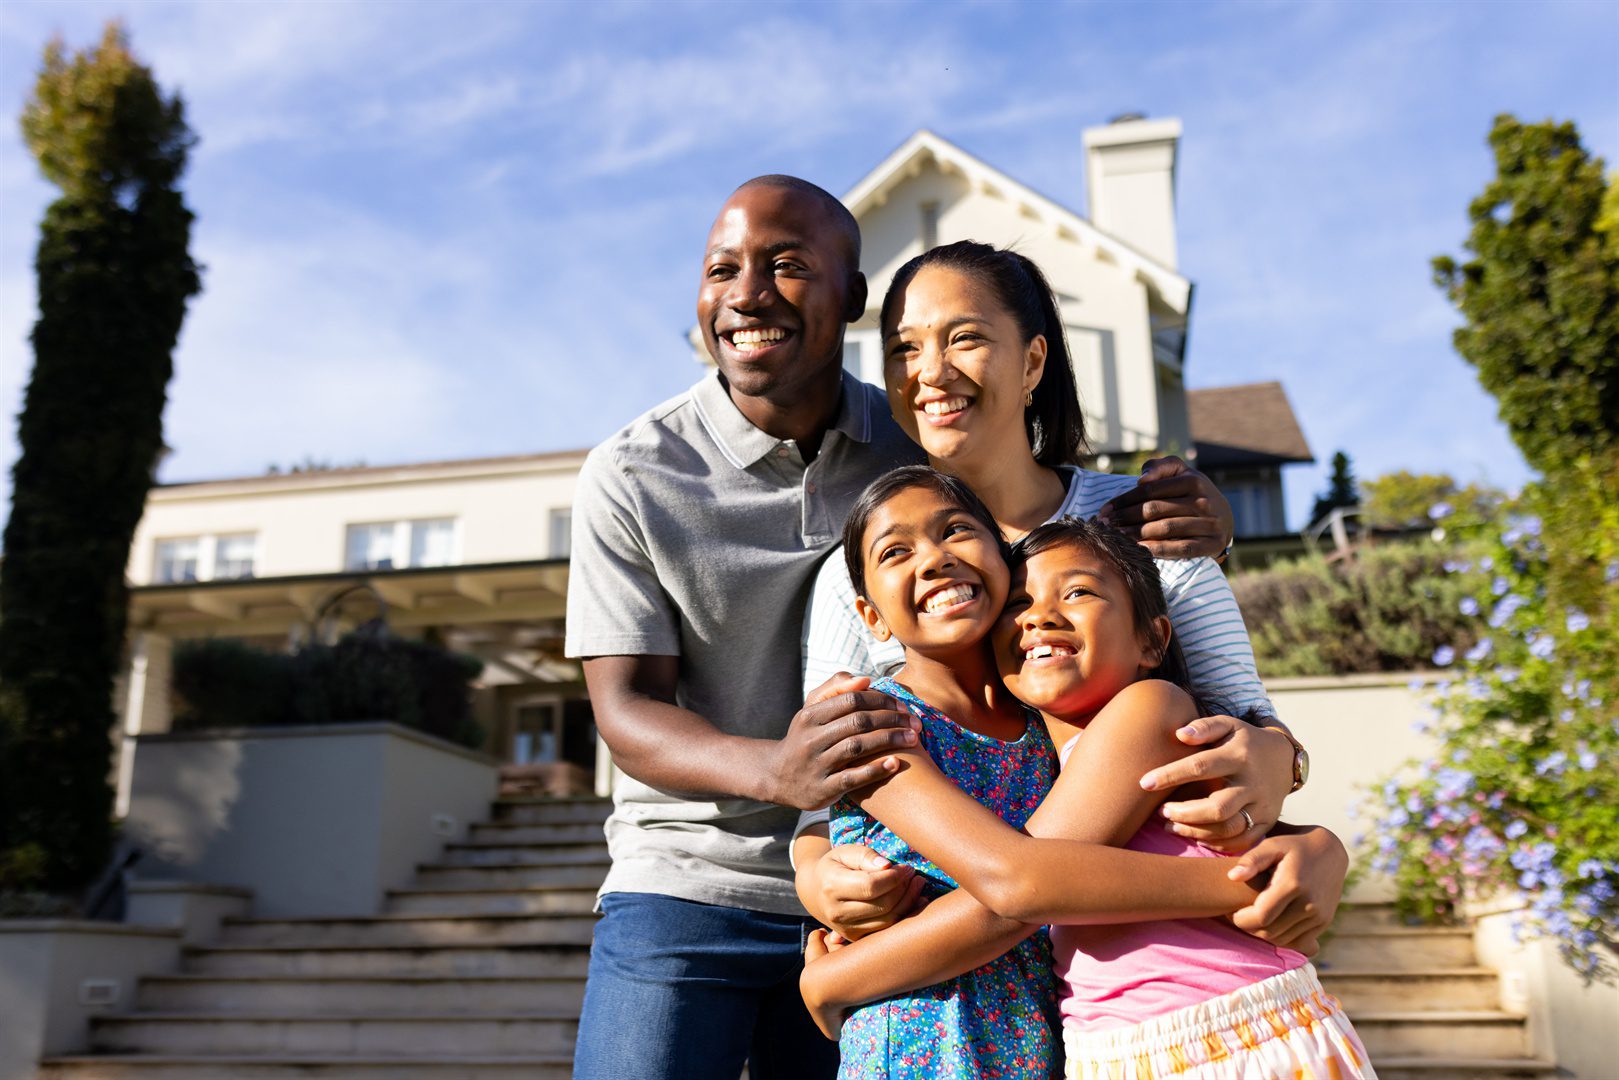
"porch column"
114,631,173,818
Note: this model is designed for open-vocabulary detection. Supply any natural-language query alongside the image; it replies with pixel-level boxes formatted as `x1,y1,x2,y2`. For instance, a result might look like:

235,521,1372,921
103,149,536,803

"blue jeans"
573,892,840,1080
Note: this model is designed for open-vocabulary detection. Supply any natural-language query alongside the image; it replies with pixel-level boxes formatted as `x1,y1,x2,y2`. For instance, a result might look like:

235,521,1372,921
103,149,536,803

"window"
154,538,201,584
213,534,257,579
842,329,883,385
920,200,941,251
153,534,258,583
344,518,459,571
410,519,456,568
346,523,399,571
548,508,572,559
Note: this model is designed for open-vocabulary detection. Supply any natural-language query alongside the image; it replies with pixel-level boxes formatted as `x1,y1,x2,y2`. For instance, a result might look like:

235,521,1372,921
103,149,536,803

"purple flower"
1433,645,1456,667
1527,633,1556,661
1505,820,1529,839
1534,751,1568,777
1492,576,1512,597
1566,609,1590,633
1430,501,1453,520
1465,638,1493,662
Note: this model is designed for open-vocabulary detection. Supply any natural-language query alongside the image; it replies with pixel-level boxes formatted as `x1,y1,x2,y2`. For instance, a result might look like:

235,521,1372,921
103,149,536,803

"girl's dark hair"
1014,516,1197,695
881,240,1088,467
842,465,1009,602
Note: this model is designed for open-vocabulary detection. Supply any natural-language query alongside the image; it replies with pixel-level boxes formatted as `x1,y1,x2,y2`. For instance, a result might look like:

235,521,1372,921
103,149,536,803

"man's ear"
854,594,892,642
844,271,868,323
1139,614,1173,674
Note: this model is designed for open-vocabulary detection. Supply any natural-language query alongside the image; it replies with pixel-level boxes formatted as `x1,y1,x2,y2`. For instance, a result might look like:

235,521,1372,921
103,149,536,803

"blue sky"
1,0,1615,530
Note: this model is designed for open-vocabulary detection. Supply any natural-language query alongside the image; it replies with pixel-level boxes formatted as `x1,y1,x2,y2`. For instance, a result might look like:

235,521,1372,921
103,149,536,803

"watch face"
1296,746,1310,788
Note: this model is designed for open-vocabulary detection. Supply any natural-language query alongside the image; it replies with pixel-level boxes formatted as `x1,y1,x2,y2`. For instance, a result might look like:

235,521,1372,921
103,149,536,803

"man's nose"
729,265,775,310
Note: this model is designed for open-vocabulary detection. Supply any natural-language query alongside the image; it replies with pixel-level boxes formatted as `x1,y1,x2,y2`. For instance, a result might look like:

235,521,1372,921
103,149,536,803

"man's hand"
1138,715,1294,853
767,673,920,811
810,844,926,941
1226,825,1349,956
1099,456,1234,560
801,928,854,1040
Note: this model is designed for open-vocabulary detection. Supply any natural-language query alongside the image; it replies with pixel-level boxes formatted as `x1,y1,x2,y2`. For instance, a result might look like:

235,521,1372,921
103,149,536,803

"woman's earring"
1024,389,1034,407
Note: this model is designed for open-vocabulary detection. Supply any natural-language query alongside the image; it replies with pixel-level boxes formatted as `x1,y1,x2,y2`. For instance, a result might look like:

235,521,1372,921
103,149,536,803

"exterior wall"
127,454,585,585
124,723,498,917
1266,673,1443,903
0,921,181,1075
852,158,1166,454
1207,465,1288,537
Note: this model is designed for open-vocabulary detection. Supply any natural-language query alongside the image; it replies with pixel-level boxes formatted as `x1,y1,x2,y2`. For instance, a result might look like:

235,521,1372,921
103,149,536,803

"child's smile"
855,486,1008,657
993,541,1162,722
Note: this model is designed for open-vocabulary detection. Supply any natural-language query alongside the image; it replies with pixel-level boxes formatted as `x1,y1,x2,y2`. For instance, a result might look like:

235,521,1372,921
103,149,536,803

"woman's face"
882,265,1046,469
991,541,1165,721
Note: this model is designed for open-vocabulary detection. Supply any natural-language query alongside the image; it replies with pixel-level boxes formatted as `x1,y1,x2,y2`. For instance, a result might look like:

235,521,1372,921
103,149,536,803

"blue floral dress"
831,677,1061,1079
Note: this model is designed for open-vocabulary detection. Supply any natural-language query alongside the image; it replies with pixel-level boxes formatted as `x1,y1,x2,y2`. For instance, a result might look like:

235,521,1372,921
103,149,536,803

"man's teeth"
1025,643,1077,660
922,584,976,613
731,328,787,352
922,398,969,416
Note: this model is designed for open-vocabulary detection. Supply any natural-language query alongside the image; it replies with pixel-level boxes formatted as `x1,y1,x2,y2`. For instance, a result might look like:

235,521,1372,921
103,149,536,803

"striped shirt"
795,466,1273,833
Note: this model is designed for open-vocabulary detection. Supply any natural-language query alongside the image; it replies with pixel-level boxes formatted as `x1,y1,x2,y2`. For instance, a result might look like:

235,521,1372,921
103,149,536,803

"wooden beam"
451,574,499,606
370,579,419,611
187,593,242,621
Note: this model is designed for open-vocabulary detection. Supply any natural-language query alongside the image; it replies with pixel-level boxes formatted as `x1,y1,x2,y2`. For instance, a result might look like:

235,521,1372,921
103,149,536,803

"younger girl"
807,466,1326,1078
801,513,1370,1079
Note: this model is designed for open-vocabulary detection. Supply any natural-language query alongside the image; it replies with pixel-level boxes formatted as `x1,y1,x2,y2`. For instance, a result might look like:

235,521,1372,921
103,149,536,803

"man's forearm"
596,693,779,803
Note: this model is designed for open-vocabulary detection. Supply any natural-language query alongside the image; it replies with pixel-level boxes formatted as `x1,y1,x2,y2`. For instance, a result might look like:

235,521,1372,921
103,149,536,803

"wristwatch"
1276,727,1310,792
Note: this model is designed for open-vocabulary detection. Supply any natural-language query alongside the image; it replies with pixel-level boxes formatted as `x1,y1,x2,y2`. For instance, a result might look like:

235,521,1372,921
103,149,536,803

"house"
116,118,1314,800
1187,380,1316,540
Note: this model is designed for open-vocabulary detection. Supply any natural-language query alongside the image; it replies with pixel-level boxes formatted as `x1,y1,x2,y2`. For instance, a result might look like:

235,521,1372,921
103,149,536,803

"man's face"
697,184,863,403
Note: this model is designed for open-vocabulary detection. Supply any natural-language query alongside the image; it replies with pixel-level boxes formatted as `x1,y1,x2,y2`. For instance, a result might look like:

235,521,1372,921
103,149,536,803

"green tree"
1308,449,1358,528
1432,115,1619,475
1361,470,1505,530
0,23,200,896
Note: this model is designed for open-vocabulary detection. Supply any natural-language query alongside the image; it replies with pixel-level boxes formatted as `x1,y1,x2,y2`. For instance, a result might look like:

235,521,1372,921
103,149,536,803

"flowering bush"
1363,460,1618,980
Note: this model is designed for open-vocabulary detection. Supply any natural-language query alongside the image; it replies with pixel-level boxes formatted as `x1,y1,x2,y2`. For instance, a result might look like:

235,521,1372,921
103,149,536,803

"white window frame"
343,518,461,572
152,533,258,584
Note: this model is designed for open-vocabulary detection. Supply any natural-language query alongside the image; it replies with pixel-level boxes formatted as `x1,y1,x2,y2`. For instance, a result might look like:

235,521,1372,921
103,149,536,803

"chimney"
1082,114,1182,269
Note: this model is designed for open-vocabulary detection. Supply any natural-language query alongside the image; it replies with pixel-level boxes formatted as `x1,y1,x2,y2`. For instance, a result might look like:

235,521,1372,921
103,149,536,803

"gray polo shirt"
565,368,924,913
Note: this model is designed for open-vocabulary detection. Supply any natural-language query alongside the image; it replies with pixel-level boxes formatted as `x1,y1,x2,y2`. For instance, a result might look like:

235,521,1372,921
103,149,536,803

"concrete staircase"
38,799,1564,1078
39,795,610,1079
1320,903,1559,1079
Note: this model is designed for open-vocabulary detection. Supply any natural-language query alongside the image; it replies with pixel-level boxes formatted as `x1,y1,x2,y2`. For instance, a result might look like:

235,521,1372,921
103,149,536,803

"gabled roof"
1188,382,1315,468
842,129,1192,314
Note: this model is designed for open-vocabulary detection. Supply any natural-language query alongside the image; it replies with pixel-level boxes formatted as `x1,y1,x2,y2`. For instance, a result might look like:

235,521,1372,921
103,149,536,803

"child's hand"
801,929,852,1040
812,844,927,941
1143,715,1293,853
1226,825,1348,955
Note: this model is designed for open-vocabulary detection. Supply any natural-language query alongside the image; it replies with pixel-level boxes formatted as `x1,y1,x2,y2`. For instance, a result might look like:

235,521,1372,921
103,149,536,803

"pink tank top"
1051,734,1306,1032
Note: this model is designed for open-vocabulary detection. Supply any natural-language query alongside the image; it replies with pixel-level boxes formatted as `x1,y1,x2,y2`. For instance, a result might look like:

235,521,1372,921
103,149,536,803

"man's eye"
706,265,734,279
774,260,805,274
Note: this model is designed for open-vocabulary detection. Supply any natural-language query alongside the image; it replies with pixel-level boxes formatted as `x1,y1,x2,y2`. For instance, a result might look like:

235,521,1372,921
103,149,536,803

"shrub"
1231,544,1481,678
1364,460,1618,981
171,624,485,750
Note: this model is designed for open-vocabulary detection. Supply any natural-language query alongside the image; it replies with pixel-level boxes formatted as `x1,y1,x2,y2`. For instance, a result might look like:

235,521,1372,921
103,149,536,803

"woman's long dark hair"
881,240,1088,467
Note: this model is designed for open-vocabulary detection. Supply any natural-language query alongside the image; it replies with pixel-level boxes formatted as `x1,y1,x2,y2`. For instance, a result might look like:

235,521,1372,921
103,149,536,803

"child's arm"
793,827,923,941
855,679,1248,923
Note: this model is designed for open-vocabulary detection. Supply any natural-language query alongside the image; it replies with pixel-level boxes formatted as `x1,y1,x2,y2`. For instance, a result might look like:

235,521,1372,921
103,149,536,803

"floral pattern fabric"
831,677,1061,1079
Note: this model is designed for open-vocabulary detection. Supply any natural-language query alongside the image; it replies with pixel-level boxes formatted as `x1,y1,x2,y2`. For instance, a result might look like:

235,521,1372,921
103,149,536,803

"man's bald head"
734,174,861,274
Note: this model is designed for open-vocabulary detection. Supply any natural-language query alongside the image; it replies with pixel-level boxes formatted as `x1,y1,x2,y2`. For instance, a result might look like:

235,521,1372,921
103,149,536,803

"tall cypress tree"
1309,450,1359,529
0,23,200,895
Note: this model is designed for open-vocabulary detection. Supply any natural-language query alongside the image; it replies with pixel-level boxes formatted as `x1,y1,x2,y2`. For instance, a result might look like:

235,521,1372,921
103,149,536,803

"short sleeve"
801,547,904,699
564,446,681,658
1157,556,1274,720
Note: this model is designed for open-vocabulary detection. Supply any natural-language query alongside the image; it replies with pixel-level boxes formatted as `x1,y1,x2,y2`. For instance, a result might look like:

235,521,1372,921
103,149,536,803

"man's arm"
587,662,920,810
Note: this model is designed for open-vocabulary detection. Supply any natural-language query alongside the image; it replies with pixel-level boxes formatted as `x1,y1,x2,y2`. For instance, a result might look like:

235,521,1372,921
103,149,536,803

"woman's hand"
802,928,854,1040
1225,825,1349,956
1138,715,1295,853
1099,456,1234,561
807,844,926,941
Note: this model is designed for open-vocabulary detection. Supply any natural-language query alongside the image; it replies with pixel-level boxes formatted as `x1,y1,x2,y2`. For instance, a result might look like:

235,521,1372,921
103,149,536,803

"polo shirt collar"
692,368,874,470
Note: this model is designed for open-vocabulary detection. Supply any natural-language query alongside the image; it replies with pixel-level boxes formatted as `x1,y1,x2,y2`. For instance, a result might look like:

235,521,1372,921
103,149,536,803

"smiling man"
564,176,928,1078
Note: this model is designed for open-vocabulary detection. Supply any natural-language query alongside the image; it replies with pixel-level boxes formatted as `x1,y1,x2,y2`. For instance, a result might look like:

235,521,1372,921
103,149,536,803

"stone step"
137,974,587,1014
386,885,599,917
183,943,589,978
88,1014,578,1056
437,842,610,867
1350,1011,1530,1060
468,821,607,845
1317,928,1478,971
1320,968,1503,1012
491,796,611,826
412,861,610,889
40,1057,573,1079
1370,1057,1560,1080
218,913,597,948
1330,903,1418,933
